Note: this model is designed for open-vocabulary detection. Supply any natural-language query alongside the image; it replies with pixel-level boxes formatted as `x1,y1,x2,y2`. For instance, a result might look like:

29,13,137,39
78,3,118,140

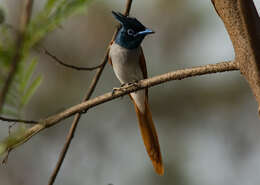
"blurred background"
1,0,260,185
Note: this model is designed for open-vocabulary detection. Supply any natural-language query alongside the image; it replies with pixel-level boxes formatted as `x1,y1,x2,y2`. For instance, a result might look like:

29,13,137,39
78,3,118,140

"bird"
109,11,164,175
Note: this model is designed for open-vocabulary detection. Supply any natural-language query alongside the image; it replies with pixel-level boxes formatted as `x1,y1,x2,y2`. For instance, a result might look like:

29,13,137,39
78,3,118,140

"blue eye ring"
127,29,135,36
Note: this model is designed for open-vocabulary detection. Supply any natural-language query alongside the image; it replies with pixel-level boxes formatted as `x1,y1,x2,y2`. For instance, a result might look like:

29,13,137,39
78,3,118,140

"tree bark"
211,0,260,113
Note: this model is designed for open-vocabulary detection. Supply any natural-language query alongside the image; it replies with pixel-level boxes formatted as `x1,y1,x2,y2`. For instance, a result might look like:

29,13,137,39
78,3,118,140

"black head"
112,11,154,49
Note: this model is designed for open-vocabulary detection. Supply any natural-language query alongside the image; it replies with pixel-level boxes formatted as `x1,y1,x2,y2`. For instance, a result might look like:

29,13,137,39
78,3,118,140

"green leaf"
1,108,19,118
25,0,92,49
44,0,60,15
21,75,43,108
5,84,20,102
0,125,27,156
1,58,42,117
5,94,18,107
0,0,92,118
20,58,37,93
0,143,7,156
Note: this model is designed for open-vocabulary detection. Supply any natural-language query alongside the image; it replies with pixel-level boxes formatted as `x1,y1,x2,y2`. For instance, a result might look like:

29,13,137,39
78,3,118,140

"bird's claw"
125,81,139,88
111,81,139,96
112,87,123,95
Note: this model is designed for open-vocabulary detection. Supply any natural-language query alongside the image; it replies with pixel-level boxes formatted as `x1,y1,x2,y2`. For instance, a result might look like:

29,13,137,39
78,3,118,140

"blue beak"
137,28,155,36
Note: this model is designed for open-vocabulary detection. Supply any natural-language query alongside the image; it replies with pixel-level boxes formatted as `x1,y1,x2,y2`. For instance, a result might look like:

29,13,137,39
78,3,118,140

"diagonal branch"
47,1,133,185
0,0,34,112
0,60,239,157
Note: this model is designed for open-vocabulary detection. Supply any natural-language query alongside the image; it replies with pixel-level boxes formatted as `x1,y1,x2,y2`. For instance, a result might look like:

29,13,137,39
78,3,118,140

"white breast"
109,43,146,112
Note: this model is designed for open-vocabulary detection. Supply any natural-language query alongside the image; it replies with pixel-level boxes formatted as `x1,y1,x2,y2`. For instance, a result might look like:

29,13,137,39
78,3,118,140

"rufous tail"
132,99,164,175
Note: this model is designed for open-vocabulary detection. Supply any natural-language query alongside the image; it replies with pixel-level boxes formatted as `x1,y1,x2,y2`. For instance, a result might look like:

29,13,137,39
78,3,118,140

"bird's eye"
127,29,135,36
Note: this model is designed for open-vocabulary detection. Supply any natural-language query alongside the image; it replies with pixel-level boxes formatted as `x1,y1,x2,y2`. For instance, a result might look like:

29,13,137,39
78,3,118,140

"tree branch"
44,49,103,71
47,1,133,185
0,116,37,124
0,60,239,156
0,0,34,112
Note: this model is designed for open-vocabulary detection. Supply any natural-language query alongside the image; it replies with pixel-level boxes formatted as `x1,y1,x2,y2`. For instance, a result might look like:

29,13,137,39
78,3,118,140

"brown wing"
108,55,113,66
108,42,114,66
139,47,148,98
139,47,148,79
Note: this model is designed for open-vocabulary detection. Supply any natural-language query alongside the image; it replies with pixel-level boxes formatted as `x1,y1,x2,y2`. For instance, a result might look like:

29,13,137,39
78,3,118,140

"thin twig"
0,25,100,71
47,1,133,185
0,0,34,112
44,49,102,71
2,61,239,157
0,116,37,124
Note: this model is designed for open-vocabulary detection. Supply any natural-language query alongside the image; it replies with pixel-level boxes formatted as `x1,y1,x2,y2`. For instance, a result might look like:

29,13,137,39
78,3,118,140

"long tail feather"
133,99,164,175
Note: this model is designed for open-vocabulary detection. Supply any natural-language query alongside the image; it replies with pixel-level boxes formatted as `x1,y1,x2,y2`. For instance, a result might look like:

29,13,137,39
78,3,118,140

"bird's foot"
125,81,139,88
112,87,123,95
111,81,139,96
112,84,126,95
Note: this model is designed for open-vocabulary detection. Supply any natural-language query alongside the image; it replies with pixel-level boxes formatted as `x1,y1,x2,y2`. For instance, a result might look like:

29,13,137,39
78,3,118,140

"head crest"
112,11,146,31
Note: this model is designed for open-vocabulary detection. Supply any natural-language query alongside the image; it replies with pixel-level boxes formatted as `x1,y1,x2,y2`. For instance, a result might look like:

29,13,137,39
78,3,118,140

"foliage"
25,0,92,51
2,59,43,117
0,0,92,155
